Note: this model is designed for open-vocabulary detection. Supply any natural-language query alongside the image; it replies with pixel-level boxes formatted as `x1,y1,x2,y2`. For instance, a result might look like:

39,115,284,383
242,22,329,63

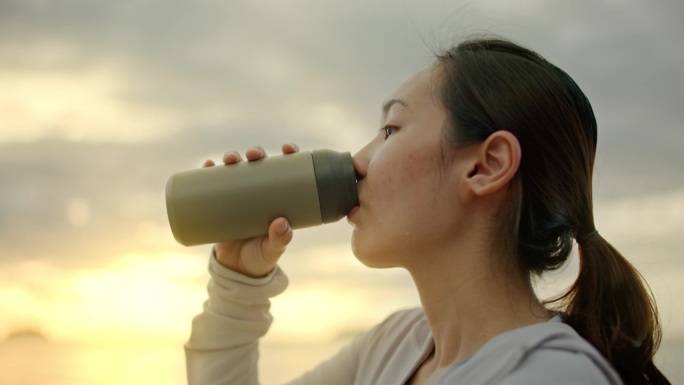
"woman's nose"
352,143,371,181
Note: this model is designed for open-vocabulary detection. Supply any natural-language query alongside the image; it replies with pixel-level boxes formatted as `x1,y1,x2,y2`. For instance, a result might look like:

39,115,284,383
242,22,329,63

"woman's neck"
406,243,551,371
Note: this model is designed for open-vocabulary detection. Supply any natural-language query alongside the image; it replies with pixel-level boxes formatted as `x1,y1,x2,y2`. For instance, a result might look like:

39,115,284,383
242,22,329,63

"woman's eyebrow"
382,98,408,119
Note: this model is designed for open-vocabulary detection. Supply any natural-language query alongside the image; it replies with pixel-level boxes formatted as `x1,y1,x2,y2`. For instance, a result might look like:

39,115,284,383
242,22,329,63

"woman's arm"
185,251,289,385
186,252,368,385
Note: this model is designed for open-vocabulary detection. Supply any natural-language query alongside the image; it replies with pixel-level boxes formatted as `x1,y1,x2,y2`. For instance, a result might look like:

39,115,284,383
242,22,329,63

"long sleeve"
185,252,289,385
184,253,430,385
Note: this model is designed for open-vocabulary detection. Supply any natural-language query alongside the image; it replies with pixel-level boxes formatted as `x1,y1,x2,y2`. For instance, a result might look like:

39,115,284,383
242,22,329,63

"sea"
0,338,681,385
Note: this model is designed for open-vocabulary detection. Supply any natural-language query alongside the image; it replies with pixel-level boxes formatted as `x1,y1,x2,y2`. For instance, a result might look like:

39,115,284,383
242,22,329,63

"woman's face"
349,67,473,268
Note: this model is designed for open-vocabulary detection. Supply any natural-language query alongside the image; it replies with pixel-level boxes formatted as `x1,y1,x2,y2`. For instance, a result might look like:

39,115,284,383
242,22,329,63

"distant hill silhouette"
4,328,48,343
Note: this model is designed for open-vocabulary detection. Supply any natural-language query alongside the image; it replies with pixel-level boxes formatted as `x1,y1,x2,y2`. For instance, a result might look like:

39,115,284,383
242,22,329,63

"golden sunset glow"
0,253,204,343
4,188,682,345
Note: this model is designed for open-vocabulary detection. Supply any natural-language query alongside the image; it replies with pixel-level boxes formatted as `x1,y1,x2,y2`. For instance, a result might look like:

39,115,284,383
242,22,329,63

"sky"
0,0,683,353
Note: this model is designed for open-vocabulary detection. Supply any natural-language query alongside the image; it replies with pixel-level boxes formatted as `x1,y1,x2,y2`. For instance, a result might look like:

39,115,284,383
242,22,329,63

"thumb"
260,218,293,264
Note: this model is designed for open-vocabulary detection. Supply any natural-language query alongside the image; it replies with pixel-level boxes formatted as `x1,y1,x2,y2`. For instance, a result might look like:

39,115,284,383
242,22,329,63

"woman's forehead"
383,67,441,115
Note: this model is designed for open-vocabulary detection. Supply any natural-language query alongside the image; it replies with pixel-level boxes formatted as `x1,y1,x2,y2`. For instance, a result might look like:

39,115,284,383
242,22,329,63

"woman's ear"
465,131,521,196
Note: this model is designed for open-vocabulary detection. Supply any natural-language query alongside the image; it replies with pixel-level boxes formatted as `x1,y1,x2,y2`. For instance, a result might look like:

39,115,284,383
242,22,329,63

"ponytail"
549,232,670,384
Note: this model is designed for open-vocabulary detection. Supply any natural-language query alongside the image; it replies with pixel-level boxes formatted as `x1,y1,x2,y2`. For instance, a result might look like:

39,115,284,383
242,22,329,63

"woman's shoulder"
331,308,431,383
439,316,624,385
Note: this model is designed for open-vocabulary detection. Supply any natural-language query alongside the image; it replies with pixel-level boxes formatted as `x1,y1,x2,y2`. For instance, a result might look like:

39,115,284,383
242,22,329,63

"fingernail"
276,220,289,235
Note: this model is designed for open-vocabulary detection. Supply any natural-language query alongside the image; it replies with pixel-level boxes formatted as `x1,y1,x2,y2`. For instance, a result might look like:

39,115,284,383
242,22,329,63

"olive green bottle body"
165,149,358,246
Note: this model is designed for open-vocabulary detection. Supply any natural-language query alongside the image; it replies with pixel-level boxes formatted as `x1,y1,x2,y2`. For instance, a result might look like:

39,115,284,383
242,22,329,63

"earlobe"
467,131,521,196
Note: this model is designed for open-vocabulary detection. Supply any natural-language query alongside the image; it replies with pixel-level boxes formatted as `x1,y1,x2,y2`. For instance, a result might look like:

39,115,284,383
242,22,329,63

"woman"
185,38,670,385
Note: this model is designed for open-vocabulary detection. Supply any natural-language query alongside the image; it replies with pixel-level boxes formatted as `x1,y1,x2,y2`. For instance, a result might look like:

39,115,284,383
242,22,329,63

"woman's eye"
383,126,397,139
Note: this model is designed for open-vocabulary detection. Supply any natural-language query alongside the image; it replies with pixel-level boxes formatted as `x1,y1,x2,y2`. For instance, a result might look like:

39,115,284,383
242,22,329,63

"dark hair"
435,38,669,385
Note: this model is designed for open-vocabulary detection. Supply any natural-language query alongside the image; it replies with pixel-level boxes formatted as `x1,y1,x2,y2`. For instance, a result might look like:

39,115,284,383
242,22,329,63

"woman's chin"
350,234,400,269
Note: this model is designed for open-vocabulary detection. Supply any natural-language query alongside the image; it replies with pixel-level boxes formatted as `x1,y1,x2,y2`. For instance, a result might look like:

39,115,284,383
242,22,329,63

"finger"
202,159,215,168
222,151,242,165
281,143,299,155
261,217,293,263
245,146,266,162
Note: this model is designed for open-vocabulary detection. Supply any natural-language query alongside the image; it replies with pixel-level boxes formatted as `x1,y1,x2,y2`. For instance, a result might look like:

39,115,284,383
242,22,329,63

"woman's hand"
202,144,299,278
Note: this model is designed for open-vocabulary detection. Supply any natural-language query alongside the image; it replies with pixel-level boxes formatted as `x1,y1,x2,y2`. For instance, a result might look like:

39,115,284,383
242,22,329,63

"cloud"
0,0,681,270
596,189,684,247
0,64,186,142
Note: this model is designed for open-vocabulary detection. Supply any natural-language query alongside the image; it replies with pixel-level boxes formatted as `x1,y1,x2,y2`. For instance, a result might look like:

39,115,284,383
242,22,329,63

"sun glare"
0,252,207,344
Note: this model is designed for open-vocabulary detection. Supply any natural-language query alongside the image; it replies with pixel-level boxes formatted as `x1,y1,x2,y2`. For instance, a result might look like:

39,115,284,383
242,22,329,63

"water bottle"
165,149,358,246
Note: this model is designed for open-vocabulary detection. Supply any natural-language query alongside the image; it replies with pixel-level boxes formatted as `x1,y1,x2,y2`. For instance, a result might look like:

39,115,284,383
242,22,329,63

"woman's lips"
347,205,360,221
